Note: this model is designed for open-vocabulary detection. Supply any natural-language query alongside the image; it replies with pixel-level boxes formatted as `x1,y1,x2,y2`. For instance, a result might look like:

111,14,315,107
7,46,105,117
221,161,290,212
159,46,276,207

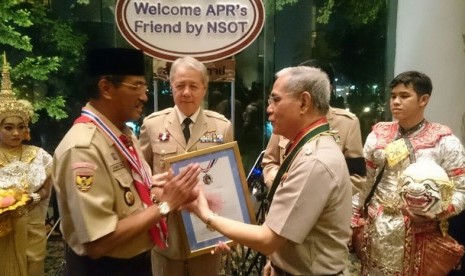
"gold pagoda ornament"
0,53,30,123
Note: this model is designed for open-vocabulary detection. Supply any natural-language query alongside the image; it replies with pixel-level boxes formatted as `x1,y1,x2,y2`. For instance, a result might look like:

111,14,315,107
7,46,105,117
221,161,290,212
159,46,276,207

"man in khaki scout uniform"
52,48,200,276
262,107,365,193
188,66,352,275
262,60,365,195
139,56,233,276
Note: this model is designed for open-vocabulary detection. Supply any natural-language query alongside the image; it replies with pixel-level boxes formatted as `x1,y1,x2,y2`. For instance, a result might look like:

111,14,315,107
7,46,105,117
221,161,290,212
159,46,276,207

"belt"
64,245,151,276
271,262,344,276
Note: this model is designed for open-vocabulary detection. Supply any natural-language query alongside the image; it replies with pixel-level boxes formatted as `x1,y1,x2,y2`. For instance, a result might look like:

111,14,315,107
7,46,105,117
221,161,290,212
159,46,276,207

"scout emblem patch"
384,139,409,167
72,162,98,192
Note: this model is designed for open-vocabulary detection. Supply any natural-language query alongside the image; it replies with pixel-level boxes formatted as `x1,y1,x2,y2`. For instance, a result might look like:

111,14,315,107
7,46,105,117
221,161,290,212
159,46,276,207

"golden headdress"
0,53,32,124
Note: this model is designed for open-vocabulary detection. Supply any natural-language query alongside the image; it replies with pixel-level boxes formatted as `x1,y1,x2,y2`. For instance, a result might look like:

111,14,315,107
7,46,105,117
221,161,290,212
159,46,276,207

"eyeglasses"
114,82,149,93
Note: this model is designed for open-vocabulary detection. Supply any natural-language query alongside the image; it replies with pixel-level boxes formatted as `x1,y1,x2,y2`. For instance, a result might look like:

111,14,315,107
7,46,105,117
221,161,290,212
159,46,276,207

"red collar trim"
285,117,328,155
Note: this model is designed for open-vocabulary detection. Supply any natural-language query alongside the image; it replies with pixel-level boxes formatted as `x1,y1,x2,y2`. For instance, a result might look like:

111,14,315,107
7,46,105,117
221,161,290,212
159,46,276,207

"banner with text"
116,0,265,62
154,59,235,82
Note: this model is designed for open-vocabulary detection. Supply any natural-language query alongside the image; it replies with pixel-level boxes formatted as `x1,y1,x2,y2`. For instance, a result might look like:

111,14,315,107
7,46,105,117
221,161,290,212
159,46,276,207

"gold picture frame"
164,141,256,258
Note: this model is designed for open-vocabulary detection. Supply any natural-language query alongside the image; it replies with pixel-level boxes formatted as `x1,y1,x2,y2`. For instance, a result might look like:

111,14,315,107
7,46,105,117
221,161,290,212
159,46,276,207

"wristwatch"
158,202,170,216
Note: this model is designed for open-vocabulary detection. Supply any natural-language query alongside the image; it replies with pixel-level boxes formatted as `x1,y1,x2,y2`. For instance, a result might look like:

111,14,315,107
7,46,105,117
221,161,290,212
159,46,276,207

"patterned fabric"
353,121,465,275
0,145,52,276
0,146,51,192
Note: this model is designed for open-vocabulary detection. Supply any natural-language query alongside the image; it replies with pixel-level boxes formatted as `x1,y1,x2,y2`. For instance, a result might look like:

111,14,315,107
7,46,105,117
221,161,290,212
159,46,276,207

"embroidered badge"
111,162,125,172
72,162,98,170
72,162,97,192
75,175,94,192
158,132,170,142
124,188,135,206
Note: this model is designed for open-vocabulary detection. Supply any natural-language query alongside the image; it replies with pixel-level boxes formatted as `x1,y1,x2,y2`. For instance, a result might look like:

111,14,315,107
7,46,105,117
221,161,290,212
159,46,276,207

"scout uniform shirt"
262,107,365,194
139,106,233,260
265,135,352,275
52,104,152,258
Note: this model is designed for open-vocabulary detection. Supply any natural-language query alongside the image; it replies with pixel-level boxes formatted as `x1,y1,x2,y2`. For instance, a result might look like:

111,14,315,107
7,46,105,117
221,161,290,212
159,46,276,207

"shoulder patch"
204,110,229,122
73,162,97,192
144,108,173,120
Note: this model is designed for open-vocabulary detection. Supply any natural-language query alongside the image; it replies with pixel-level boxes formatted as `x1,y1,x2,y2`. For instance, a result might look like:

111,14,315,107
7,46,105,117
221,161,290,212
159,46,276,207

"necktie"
182,117,192,143
119,134,168,249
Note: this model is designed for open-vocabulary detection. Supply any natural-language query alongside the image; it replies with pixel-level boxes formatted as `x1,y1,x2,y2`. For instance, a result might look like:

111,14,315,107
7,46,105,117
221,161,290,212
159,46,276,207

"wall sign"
154,59,236,82
115,0,265,62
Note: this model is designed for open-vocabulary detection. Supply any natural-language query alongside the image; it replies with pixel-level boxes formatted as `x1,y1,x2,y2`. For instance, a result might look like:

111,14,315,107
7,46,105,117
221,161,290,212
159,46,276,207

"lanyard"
266,122,331,206
80,108,152,187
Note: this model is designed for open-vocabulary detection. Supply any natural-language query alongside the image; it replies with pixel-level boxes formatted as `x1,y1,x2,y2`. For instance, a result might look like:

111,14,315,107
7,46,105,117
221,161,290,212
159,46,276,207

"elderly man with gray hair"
188,66,352,276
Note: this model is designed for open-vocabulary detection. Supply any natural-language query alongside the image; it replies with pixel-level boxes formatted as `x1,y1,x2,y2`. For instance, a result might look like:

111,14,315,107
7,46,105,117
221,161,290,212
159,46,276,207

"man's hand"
152,172,169,187
161,164,201,210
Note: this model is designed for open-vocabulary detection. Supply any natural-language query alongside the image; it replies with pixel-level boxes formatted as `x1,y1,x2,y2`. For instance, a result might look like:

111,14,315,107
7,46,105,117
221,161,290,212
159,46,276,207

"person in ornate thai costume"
0,54,53,276
352,71,465,275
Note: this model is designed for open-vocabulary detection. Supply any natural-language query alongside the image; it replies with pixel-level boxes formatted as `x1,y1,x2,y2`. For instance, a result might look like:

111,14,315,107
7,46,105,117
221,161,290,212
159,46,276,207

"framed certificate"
164,141,256,258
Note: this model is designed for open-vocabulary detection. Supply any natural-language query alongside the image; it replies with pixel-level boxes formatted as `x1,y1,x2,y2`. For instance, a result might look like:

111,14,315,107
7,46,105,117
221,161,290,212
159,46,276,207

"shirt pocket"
152,144,178,173
113,168,142,216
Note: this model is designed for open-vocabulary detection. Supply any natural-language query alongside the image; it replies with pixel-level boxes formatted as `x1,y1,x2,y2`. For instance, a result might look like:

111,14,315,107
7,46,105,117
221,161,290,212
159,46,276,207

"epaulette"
204,110,229,122
331,107,356,119
73,123,97,148
144,108,173,121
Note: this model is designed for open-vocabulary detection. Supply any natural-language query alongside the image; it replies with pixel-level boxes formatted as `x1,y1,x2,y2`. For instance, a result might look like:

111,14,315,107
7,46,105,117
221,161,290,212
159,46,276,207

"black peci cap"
86,48,145,77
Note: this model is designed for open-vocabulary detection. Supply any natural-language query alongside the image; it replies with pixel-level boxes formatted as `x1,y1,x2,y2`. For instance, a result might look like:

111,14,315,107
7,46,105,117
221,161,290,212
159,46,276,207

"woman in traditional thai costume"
0,55,53,276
